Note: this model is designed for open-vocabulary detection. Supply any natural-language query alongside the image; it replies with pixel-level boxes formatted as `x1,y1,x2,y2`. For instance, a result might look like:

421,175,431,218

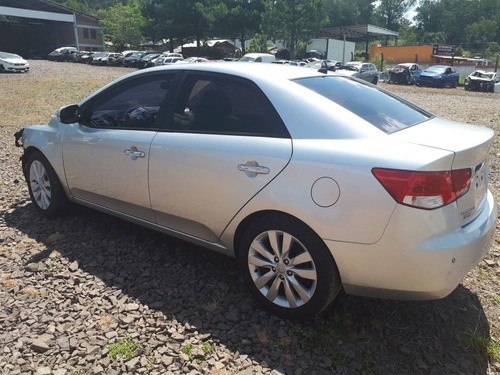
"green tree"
325,0,374,27
206,0,263,55
97,2,145,50
466,19,498,48
373,0,417,31
261,0,328,57
485,42,500,60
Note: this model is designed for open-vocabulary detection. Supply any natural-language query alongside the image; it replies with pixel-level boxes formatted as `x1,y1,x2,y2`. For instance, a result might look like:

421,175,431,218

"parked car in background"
335,62,379,84
112,51,137,66
239,53,275,63
303,59,341,72
122,51,150,68
15,63,496,319
417,65,459,88
90,52,122,66
388,63,422,84
464,70,500,93
75,51,94,64
48,47,77,61
175,57,210,64
137,53,162,69
90,52,109,65
0,52,30,72
154,56,184,66
162,52,184,59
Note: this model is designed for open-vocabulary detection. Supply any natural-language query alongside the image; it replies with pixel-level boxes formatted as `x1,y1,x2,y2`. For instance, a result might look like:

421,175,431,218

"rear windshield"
294,76,432,133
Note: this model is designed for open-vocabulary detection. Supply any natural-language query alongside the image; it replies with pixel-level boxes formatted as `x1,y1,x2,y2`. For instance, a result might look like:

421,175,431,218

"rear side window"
169,74,289,137
294,76,432,133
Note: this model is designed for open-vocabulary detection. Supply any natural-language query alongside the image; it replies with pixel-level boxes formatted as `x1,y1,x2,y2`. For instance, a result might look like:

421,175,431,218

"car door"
63,72,178,221
149,73,293,242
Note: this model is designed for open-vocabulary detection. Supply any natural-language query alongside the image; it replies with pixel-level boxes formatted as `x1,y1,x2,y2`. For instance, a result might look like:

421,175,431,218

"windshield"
294,76,432,134
426,66,446,74
339,64,359,71
472,72,494,79
0,52,21,59
239,56,256,62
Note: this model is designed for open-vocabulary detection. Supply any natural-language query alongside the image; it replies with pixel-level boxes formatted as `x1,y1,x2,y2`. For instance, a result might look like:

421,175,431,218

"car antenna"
318,61,328,74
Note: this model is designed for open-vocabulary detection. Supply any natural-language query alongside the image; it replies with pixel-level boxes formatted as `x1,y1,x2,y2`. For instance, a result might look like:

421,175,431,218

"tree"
465,19,498,48
373,0,417,31
325,0,374,27
261,0,328,57
207,0,264,55
97,2,145,50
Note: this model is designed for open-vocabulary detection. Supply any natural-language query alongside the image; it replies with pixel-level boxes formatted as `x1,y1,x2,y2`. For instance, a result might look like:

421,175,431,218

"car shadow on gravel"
4,203,492,374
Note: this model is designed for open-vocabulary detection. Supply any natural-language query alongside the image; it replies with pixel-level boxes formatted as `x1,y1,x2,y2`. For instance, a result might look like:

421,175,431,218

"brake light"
372,168,472,209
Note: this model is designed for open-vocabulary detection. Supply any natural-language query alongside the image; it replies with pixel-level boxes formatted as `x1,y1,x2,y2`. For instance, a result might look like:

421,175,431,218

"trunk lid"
392,118,493,225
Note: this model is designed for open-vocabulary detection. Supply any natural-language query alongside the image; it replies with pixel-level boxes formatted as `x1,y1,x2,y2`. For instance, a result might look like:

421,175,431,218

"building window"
91,29,97,39
83,28,89,39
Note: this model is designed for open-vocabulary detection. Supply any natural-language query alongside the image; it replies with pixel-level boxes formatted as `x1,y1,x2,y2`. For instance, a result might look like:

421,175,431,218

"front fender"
21,118,69,195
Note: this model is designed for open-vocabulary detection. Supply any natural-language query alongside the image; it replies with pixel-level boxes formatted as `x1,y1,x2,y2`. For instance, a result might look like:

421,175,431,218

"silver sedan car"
16,63,497,319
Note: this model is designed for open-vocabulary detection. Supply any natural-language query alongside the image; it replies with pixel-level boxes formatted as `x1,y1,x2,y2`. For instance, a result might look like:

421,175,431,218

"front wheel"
238,214,342,319
25,151,68,217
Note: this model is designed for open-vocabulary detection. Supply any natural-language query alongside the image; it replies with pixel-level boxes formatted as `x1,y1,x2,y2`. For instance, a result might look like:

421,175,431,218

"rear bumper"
325,190,497,300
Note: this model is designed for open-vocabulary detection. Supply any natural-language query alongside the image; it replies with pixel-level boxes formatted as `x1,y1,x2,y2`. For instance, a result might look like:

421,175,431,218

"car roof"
137,61,325,81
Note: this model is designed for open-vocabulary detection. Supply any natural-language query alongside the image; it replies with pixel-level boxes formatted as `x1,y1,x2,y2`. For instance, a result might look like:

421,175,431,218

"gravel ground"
1,60,499,375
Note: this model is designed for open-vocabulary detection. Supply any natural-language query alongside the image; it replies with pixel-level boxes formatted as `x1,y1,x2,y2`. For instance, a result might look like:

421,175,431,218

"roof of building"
318,24,399,40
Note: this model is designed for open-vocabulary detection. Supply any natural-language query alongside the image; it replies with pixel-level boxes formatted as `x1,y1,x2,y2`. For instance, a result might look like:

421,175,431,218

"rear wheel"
372,76,378,85
238,214,341,319
25,151,68,217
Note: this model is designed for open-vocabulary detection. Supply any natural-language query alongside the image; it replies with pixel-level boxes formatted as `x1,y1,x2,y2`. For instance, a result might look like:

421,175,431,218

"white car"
464,70,500,93
0,52,30,73
239,53,276,63
154,56,184,66
16,63,497,319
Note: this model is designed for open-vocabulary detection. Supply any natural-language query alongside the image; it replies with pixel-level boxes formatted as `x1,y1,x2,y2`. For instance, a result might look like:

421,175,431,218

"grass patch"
107,335,139,360
462,329,500,362
491,294,500,305
180,341,214,363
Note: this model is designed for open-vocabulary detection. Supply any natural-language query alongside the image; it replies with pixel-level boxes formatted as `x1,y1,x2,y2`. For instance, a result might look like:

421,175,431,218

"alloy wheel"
247,230,318,309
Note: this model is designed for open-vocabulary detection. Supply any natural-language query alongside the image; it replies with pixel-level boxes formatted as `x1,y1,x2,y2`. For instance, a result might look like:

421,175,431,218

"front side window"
84,73,175,130
294,76,432,133
169,74,289,138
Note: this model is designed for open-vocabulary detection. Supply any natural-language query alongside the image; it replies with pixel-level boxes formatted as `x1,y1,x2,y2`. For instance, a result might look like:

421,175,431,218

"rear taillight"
372,168,472,209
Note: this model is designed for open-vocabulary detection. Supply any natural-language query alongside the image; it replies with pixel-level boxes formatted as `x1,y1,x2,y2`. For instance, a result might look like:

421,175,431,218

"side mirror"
58,104,80,124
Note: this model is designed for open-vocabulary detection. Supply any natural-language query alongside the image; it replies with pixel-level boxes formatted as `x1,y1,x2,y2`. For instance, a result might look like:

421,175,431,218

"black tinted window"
170,75,289,137
294,76,431,133
87,74,174,129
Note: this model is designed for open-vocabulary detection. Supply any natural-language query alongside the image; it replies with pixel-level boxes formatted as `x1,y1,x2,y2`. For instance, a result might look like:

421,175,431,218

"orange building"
368,44,468,65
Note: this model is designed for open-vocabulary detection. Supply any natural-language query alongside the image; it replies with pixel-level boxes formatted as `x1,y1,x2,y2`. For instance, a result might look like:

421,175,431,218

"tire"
237,214,342,319
372,76,378,85
25,151,68,217
0,65,5,72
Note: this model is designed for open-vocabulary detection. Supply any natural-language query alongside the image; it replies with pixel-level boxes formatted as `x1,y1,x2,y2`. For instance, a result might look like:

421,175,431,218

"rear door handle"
238,163,269,175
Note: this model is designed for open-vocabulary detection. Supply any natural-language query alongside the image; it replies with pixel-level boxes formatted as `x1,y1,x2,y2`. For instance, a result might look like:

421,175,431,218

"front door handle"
124,149,145,159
